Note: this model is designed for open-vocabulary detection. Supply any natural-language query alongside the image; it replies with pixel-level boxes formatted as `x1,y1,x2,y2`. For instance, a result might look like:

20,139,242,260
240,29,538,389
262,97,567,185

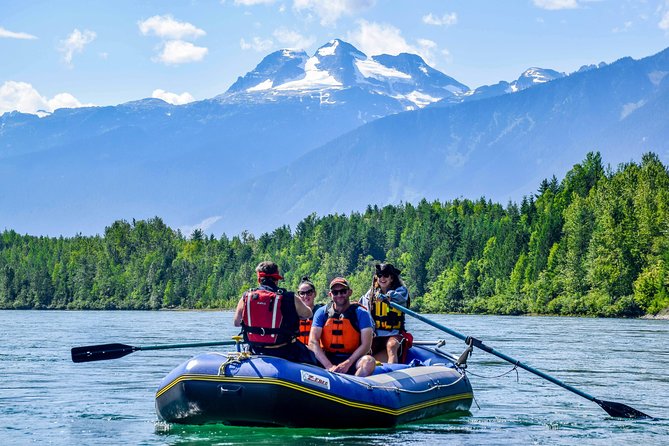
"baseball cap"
329,277,350,290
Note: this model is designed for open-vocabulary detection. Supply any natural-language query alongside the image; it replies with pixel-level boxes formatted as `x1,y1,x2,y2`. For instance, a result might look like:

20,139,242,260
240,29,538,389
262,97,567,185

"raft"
155,342,473,428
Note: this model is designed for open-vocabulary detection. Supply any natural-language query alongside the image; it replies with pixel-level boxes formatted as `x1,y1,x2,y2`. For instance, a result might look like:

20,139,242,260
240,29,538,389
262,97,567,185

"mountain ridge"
1,41,667,237
198,46,669,236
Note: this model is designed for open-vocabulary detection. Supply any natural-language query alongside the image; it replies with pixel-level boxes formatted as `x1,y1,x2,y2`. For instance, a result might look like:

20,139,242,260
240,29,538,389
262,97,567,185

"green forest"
1,152,668,317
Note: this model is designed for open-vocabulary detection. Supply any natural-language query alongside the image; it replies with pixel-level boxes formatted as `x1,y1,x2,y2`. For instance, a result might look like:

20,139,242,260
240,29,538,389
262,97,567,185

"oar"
390,302,651,419
71,339,241,363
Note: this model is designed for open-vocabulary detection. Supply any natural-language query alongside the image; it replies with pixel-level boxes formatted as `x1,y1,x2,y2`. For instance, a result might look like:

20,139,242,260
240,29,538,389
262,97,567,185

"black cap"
376,263,401,276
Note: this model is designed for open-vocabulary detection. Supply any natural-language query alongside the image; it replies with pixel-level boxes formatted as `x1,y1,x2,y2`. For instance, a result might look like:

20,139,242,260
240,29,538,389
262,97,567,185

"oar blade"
596,399,651,419
71,343,136,363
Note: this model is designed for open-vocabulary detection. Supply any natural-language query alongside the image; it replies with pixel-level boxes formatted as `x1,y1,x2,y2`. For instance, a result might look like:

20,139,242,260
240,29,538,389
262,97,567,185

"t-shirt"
312,304,374,331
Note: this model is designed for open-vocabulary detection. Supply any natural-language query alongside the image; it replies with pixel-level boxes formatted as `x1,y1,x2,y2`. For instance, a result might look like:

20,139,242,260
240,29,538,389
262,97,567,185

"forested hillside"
1,152,667,316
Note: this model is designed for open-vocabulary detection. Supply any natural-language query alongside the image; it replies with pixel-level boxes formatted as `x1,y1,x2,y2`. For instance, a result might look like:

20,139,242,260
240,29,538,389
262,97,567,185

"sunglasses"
376,272,391,278
298,289,315,297
330,288,349,296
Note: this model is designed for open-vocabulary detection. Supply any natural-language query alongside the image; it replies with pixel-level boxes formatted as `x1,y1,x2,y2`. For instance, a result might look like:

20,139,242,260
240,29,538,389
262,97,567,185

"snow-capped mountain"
1,39,664,238
226,49,310,93
221,39,469,110
200,47,669,237
458,67,566,103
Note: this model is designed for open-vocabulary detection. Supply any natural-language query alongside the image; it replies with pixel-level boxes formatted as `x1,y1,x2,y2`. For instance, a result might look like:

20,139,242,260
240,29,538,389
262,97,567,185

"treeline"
1,152,668,316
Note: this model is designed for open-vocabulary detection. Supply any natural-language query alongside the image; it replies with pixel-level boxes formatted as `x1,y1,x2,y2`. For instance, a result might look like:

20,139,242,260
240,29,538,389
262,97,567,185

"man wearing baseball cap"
308,276,376,376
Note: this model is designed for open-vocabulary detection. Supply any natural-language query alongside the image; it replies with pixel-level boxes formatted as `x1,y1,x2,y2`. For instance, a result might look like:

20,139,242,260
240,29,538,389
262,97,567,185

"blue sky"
2,0,669,114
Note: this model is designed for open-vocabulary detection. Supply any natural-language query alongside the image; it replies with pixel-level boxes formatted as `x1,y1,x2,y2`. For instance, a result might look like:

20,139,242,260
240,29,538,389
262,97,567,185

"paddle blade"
596,399,651,419
71,343,136,363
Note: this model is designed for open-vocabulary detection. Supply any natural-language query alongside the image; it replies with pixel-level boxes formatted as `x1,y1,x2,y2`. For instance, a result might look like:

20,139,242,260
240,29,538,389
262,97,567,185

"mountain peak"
316,39,365,59
513,67,565,91
226,48,309,94
220,39,468,109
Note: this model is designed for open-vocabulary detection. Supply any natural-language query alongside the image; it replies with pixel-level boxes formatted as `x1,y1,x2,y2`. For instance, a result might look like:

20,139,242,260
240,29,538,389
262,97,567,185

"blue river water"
1,310,667,445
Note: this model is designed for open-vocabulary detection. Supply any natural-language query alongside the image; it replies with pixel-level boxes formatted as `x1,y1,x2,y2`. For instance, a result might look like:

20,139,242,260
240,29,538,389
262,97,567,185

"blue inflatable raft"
155,342,473,427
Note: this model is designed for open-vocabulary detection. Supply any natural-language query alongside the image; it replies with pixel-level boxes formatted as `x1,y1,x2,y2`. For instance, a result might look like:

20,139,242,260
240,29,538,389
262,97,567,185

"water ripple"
1,310,667,445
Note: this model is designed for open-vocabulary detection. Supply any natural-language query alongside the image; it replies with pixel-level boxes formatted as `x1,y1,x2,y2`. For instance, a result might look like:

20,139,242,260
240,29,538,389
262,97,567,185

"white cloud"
240,36,274,51
179,216,222,237
532,0,579,10
347,20,413,56
273,28,315,49
422,12,457,27
612,21,633,33
48,93,89,110
660,9,669,31
293,0,376,26
0,81,92,115
156,40,208,64
138,15,206,40
416,39,438,66
347,19,437,64
58,29,96,66
152,89,196,105
441,47,453,63
0,26,37,40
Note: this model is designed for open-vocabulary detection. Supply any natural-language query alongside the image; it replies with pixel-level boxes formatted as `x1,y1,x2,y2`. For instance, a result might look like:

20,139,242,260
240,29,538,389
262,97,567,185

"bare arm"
294,294,313,319
233,297,244,327
308,326,333,369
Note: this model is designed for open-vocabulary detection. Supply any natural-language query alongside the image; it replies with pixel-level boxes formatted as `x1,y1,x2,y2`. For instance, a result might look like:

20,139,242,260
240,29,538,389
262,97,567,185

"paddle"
71,340,240,363
390,302,651,419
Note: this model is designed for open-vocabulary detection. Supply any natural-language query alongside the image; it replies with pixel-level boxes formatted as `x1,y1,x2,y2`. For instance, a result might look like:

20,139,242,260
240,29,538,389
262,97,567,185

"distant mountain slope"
1,39,664,237
201,48,669,236
2,39,472,236
458,67,566,104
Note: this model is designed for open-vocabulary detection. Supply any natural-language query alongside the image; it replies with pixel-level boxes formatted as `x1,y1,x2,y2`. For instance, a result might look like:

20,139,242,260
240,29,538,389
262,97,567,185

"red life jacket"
241,288,291,345
320,303,362,354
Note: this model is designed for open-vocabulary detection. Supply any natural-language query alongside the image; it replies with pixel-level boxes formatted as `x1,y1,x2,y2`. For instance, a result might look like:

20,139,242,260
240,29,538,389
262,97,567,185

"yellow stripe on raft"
156,374,473,416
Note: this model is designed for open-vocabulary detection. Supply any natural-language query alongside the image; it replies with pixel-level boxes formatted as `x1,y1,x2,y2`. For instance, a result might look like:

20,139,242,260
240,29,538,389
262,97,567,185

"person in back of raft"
233,261,318,365
359,263,410,364
308,277,376,377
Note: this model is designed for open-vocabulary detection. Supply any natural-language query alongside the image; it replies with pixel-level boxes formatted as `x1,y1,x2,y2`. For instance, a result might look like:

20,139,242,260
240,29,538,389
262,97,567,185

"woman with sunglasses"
295,276,322,345
359,263,410,364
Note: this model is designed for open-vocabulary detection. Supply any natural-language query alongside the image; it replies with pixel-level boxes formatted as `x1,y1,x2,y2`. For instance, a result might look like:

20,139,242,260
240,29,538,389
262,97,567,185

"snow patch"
275,56,342,90
648,71,667,86
524,68,553,83
355,59,412,80
445,84,465,94
620,100,646,120
247,79,273,92
317,40,339,57
404,90,440,108
282,49,301,58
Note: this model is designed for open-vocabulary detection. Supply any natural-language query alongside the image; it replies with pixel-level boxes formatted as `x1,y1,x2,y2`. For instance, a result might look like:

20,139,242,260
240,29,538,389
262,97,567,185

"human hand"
330,360,351,373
